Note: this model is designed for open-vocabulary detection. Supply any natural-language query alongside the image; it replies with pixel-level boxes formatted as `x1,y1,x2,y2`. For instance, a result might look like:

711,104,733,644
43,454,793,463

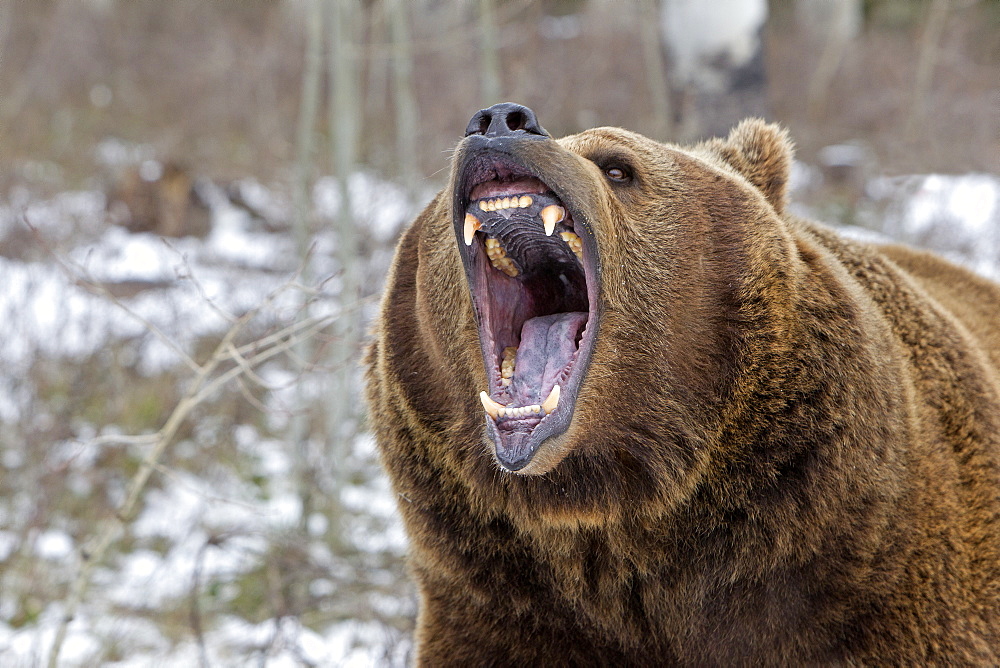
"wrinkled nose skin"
465,102,550,139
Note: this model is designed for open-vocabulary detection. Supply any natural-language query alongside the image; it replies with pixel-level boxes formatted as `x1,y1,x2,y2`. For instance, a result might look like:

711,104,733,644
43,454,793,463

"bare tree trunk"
0,1,12,65
388,0,418,196
324,0,362,543
289,0,325,532
907,0,950,137
365,1,391,156
640,0,672,140
478,0,502,105
804,0,860,121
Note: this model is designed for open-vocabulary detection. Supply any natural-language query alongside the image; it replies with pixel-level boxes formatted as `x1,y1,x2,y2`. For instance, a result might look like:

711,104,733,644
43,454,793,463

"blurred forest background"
1,0,998,665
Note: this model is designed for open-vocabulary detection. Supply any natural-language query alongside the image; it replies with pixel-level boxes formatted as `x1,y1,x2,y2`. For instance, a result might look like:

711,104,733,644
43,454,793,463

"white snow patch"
34,529,74,560
0,531,18,561
661,0,767,91
872,172,1000,280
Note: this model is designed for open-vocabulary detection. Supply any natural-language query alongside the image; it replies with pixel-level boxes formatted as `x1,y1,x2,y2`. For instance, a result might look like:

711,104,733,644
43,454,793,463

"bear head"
380,106,842,528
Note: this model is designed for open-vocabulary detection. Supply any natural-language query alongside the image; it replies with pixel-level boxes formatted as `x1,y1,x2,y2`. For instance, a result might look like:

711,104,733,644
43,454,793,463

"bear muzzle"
451,108,602,473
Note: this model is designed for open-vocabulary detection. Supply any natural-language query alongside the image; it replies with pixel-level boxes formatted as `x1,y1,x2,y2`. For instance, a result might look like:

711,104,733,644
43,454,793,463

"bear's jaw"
453,146,601,474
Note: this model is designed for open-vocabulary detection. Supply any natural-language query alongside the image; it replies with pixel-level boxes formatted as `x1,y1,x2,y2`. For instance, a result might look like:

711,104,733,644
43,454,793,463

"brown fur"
364,118,1000,665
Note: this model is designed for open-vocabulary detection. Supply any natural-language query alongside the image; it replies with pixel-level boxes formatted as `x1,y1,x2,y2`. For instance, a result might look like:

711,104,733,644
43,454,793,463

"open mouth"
455,151,599,472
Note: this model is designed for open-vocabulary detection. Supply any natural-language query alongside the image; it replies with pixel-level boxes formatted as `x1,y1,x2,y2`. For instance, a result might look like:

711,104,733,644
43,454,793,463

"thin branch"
236,376,273,414
147,463,262,518
22,216,202,374
46,277,330,667
87,433,160,447
225,341,276,390
163,237,237,324
189,538,213,668
190,315,334,407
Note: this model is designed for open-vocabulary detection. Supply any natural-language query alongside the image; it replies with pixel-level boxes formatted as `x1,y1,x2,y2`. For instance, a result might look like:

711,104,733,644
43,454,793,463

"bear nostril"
464,103,550,138
506,111,525,132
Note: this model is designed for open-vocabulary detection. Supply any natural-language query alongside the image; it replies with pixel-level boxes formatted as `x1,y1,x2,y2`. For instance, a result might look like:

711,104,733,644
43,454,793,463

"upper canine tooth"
541,384,561,414
464,213,481,245
540,205,565,236
480,391,505,420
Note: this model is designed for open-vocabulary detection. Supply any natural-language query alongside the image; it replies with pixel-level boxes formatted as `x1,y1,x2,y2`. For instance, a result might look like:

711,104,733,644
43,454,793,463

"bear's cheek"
395,230,482,422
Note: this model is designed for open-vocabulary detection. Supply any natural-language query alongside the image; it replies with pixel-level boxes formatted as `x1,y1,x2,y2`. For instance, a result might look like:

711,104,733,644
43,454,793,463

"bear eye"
604,165,630,182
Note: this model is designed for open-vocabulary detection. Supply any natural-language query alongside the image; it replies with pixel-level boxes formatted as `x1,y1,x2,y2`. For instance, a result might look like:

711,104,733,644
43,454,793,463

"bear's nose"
465,103,549,138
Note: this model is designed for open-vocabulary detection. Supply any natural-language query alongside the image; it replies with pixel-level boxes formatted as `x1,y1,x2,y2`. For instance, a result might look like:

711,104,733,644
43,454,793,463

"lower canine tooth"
479,391,505,420
541,384,561,414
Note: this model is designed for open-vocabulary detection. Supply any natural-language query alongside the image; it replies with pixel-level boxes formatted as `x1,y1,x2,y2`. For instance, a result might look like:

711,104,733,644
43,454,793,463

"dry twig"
46,281,335,668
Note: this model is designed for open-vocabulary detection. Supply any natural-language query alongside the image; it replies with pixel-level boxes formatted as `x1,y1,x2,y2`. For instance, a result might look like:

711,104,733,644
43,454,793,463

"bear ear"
713,119,793,215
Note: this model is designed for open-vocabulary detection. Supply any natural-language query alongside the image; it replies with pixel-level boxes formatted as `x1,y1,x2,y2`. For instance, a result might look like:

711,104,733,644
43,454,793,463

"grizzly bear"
364,103,1000,665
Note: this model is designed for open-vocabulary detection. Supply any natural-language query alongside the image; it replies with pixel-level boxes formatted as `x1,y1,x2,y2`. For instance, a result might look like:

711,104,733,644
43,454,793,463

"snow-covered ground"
0,156,997,666
791,161,1000,281
0,168,422,666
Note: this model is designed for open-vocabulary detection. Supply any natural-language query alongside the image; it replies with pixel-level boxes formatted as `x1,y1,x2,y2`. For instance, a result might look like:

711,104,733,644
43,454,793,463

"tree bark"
478,0,502,105
640,0,672,140
907,0,950,137
324,0,363,545
388,0,418,195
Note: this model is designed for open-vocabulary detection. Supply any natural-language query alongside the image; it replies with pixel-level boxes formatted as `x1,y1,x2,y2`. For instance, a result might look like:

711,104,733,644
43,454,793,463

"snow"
869,172,1000,280
0,162,996,666
33,529,74,560
0,169,418,666
660,0,768,90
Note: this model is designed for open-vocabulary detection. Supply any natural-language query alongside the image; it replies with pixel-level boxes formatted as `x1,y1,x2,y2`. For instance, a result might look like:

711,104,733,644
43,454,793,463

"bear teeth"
464,213,482,245
559,231,583,260
540,384,560,414
477,195,534,213
500,346,517,386
464,197,577,261
540,205,565,236
479,384,561,421
473,229,580,275
485,238,519,277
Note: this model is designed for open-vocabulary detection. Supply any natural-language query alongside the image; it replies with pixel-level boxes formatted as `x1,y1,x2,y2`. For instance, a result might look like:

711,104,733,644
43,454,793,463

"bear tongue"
509,311,588,405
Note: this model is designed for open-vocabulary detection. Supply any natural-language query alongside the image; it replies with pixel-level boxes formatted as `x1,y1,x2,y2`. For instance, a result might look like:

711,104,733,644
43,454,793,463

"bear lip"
454,146,600,473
